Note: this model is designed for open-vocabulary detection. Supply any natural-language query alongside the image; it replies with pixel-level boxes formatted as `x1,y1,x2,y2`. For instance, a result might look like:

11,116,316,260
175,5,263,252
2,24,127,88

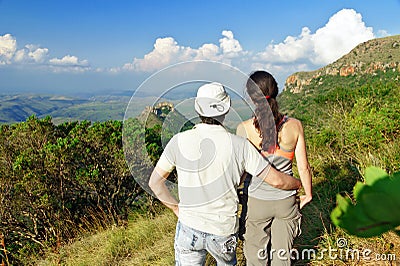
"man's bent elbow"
264,168,297,190
290,178,302,190
263,177,285,190
269,179,286,190
148,178,155,192
271,177,300,190
148,172,159,191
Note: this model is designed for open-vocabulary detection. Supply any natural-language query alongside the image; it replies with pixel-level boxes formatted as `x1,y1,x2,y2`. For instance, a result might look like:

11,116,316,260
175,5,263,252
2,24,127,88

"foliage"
331,167,400,237
0,115,163,264
145,125,163,164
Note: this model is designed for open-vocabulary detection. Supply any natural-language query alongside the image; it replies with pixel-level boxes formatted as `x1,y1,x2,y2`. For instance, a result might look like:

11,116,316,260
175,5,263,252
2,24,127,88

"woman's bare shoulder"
285,117,303,131
279,117,303,148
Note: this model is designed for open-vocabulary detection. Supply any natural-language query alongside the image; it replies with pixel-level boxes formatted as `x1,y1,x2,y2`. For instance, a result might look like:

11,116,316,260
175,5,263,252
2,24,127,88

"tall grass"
32,191,399,266
1,233,11,266
34,209,177,266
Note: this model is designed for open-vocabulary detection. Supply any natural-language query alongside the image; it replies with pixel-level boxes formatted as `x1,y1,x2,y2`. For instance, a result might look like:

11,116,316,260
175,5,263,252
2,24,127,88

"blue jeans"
174,221,237,266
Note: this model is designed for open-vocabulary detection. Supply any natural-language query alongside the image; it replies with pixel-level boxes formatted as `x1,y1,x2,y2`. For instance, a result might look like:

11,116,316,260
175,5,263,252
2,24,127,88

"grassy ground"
34,210,177,266
31,184,399,266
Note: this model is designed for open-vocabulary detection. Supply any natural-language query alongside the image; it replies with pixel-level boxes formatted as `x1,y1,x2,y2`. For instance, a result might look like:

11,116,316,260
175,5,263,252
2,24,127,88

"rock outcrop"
285,35,400,93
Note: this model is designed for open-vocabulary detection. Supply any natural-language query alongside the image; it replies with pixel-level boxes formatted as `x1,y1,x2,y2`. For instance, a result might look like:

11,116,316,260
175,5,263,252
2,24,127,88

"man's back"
157,123,266,235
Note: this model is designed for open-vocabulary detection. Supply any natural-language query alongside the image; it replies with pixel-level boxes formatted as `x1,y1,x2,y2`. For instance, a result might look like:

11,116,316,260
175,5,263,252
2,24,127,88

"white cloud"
194,43,221,61
0,33,17,64
0,33,90,72
119,30,244,72
219,30,244,58
255,9,374,69
119,8,376,77
377,29,390,38
48,55,90,72
27,45,49,63
238,8,378,86
311,9,374,65
49,55,88,66
126,37,187,72
14,44,49,63
257,27,314,63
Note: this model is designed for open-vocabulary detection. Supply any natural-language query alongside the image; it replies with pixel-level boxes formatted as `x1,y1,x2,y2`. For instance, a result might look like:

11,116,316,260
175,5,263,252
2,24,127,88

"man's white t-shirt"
156,123,269,236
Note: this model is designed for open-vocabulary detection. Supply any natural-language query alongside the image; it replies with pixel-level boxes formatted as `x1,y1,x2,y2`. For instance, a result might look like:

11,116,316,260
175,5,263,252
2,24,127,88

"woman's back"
237,115,311,204
237,116,302,156
276,117,301,153
237,117,298,200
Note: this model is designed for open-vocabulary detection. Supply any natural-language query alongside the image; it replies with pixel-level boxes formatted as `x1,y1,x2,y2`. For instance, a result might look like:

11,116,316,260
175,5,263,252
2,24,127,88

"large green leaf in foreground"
331,167,400,237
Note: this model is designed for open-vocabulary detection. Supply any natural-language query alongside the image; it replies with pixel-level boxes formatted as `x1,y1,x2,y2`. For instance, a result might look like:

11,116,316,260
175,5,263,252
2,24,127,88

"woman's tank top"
248,116,297,200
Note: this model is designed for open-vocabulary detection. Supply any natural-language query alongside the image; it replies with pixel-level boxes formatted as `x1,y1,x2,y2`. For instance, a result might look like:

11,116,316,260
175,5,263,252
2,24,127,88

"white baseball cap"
194,82,231,117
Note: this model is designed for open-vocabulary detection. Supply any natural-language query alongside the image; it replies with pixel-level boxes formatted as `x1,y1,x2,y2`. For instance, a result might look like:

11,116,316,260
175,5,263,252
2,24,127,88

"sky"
0,0,400,96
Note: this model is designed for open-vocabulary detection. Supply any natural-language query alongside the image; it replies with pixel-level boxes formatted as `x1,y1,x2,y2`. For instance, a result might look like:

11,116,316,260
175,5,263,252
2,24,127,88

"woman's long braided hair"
246,70,284,151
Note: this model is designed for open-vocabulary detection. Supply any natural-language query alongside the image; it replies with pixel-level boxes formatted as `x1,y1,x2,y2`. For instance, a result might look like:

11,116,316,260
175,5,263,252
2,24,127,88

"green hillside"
0,94,131,124
0,94,85,123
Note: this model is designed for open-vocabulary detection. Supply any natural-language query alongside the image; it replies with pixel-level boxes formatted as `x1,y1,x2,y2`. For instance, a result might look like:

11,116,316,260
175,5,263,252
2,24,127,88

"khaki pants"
243,195,302,266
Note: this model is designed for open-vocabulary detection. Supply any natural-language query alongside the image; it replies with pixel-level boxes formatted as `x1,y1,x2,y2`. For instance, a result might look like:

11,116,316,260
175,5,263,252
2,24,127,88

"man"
149,82,301,265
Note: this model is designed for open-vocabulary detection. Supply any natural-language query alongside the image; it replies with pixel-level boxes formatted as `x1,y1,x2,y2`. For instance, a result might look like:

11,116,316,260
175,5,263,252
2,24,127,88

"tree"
0,116,158,263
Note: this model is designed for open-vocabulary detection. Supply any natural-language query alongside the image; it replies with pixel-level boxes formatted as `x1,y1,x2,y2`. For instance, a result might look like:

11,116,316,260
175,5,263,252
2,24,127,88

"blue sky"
0,0,399,96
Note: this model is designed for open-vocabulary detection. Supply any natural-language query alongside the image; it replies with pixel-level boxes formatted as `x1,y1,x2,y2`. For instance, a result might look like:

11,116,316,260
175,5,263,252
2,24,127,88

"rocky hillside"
285,35,400,93
138,101,194,131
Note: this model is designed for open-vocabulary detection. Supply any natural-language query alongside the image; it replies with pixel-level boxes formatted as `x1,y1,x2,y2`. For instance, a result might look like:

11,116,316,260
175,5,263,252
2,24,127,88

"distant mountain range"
0,94,151,124
2,35,399,125
0,92,253,127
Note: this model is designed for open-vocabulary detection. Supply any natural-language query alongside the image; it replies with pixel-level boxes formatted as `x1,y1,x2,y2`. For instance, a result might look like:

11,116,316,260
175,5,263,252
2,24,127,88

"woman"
237,70,312,265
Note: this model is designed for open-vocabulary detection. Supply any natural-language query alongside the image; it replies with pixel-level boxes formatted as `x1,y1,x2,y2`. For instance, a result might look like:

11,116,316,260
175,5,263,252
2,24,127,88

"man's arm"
257,166,301,190
148,166,179,216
